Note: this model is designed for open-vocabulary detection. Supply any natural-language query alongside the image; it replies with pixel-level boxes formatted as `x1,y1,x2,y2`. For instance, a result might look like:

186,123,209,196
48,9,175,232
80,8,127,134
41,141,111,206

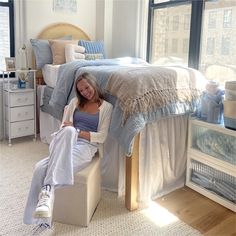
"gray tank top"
73,109,99,132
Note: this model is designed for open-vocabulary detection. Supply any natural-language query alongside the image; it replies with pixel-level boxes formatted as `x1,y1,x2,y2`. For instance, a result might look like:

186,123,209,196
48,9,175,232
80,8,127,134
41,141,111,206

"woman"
23,72,113,229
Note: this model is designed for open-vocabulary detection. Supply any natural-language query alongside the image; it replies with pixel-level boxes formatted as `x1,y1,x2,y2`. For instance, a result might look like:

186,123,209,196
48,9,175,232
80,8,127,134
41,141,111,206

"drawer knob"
17,113,22,116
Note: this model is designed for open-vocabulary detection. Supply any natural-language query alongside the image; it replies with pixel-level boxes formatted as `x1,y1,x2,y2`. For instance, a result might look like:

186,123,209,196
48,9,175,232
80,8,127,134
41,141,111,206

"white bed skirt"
38,86,188,204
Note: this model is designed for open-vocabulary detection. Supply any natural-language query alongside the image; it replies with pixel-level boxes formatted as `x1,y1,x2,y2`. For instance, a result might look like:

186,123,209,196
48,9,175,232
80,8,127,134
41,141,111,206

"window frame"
147,0,204,69
0,0,14,77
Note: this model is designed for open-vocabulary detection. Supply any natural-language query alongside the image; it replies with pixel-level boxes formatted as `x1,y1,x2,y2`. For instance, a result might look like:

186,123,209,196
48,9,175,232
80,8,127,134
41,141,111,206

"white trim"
135,0,149,60
104,0,113,58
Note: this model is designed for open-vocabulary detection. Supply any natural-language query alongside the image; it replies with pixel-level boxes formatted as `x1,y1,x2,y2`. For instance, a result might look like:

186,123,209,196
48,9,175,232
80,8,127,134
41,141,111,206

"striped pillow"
78,40,106,58
85,53,104,60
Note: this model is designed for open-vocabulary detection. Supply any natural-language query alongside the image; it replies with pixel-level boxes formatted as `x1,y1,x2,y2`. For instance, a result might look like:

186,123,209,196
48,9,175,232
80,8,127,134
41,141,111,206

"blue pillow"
31,35,73,69
30,39,52,69
78,40,106,58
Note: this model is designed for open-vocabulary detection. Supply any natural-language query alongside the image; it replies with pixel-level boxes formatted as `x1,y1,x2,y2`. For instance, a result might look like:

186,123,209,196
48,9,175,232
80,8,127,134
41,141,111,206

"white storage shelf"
186,118,236,212
1,69,37,146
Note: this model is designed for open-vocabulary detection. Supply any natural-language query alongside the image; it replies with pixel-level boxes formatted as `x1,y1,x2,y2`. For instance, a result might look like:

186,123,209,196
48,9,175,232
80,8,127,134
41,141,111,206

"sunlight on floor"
141,201,179,227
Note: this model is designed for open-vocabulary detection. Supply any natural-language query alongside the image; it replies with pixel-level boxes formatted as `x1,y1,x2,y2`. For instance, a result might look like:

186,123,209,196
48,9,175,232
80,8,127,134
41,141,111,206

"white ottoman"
53,153,101,226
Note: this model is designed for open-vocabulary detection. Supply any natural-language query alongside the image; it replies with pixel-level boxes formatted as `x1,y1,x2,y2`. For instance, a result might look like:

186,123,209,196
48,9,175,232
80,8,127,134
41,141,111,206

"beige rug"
0,138,202,236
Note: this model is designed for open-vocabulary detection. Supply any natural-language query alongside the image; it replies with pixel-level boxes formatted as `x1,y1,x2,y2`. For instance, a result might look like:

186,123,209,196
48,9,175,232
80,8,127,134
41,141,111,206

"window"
166,16,169,30
208,11,217,29
148,2,191,65
172,15,179,31
206,38,215,55
223,9,232,28
172,38,178,53
183,38,189,54
184,14,190,30
148,0,236,86
221,37,230,55
0,0,14,72
199,0,236,86
165,39,168,53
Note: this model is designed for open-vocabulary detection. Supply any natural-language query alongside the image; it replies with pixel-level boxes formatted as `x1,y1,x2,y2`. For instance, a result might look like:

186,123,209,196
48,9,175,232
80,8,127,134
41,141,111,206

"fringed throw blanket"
105,65,205,123
48,58,206,154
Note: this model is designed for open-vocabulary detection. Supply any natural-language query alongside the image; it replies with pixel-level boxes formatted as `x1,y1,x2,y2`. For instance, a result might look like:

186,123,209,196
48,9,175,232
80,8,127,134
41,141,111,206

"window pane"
154,0,171,3
0,6,10,70
199,0,236,86
150,4,191,65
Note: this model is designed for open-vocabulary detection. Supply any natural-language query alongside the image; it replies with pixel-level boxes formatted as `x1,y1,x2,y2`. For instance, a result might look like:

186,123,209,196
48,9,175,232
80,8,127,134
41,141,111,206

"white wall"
97,0,144,59
14,0,147,63
111,0,138,58
15,0,97,67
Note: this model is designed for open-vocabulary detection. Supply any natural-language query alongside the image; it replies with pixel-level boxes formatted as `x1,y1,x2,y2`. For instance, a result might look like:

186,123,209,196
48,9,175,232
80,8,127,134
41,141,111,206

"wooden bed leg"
125,134,139,211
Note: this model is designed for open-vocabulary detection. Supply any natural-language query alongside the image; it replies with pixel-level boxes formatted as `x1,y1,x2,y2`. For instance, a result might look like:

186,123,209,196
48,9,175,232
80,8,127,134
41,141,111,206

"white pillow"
42,64,60,88
65,44,86,62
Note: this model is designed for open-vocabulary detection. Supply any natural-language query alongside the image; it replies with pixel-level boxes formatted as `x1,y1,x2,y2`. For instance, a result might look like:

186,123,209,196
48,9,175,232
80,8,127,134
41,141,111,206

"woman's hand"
62,121,73,127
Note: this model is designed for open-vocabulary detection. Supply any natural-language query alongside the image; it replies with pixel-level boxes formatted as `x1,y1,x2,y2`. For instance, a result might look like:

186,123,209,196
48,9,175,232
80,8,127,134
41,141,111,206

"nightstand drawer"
4,91,34,107
6,120,34,138
5,105,34,122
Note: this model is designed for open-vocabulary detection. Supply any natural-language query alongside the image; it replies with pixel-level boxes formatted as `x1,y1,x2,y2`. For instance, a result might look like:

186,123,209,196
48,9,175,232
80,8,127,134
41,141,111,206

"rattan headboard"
37,22,90,40
34,22,90,84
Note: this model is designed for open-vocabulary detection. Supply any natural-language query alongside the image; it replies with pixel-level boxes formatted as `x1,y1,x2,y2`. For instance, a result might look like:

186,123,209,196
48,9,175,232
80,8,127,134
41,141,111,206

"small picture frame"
5,57,16,71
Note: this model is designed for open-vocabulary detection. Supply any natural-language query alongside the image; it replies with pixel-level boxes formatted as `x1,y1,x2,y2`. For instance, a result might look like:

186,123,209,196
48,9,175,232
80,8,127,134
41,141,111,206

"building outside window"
148,0,236,86
148,2,191,65
200,0,236,86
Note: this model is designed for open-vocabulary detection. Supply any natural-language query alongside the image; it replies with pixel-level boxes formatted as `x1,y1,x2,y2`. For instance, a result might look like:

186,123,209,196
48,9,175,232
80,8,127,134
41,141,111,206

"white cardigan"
61,97,113,144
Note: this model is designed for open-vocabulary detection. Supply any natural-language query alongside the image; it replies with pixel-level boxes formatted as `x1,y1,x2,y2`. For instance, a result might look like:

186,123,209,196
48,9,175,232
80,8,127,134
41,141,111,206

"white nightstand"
1,69,37,146
186,117,236,212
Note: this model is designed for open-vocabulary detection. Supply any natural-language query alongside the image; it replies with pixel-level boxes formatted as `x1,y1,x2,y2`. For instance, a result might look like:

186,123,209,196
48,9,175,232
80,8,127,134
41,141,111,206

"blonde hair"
74,72,104,107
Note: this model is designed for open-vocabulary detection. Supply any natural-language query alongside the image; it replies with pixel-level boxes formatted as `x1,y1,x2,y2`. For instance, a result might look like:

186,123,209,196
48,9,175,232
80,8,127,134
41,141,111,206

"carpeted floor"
0,138,202,236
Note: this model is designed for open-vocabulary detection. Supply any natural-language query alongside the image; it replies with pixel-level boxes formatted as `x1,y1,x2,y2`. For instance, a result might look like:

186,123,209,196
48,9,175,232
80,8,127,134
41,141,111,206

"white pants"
23,126,98,225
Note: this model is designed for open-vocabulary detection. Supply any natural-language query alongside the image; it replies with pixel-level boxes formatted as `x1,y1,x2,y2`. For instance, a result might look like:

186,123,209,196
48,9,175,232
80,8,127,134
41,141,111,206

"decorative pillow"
78,40,106,58
30,35,72,69
65,44,86,63
30,39,52,69
85,53,104,60
49,40,78,65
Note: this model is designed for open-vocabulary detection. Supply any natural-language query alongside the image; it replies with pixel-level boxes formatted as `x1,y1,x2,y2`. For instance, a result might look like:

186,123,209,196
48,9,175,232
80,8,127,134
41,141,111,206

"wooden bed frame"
34,22,139,211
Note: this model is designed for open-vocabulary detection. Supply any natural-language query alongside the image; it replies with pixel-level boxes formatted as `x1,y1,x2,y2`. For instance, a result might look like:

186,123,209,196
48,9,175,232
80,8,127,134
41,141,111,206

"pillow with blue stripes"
78,40,106,58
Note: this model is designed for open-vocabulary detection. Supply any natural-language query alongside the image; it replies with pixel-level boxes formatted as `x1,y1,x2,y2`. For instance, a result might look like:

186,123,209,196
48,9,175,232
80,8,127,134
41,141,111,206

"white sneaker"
33,184,54,218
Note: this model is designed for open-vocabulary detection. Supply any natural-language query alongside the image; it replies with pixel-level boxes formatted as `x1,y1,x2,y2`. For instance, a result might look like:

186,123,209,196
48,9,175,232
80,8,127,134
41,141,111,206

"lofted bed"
32,22,206,211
